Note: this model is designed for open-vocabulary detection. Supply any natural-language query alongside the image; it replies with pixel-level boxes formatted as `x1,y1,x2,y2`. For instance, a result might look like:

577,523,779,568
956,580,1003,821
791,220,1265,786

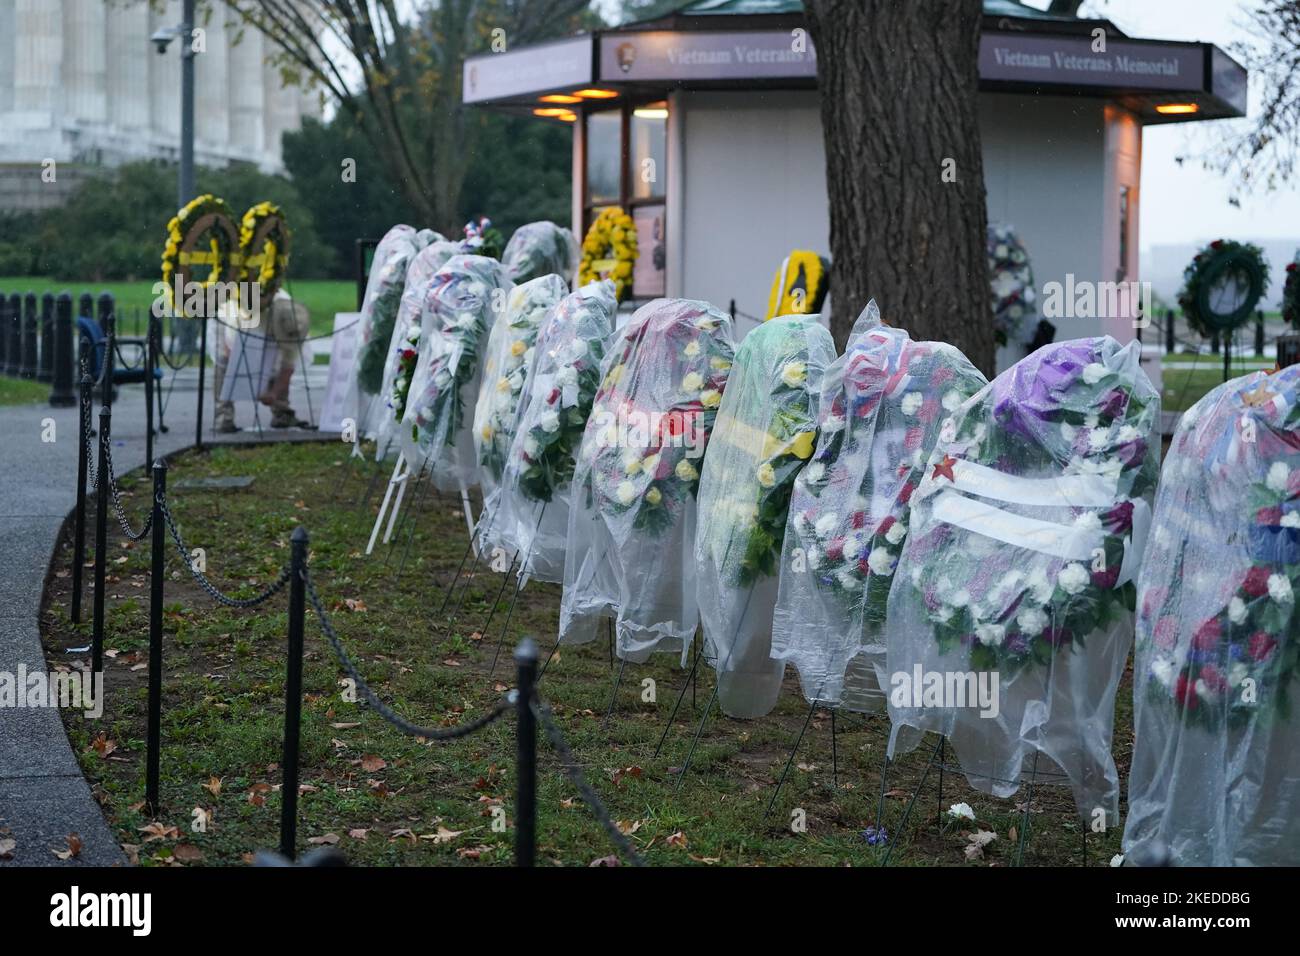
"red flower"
876,515,896,537
1174,673,1198,710
1211,239,1224,249
858,558,871,575
1104,500,1134,535
547,387,560,405
1192,618,1221,652
401,348,416,361
1091,565,1120,590
1153,616,1178,650
917,398,940,423
1248,631,1278,661
1288,469,1300,498
825,538,845,562
1256,506,1282,526
1199,665,1226,693
903,427,924,452
1242,565,1271,598
850,511,866,530
1142,587,1170,620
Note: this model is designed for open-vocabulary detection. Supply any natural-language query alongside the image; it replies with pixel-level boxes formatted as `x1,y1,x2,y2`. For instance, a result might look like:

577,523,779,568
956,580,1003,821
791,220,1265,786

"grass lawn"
0,277,356,339
42,441,1128,867
1160,355,1275,414
0,375,49,406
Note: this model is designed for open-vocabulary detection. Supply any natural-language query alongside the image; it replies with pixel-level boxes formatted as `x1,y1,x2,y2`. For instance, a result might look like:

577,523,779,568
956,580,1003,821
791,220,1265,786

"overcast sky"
1046,0,1299,248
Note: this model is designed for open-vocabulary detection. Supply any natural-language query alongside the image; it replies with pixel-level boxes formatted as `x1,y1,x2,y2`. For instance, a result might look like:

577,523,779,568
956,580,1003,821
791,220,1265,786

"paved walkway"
0,368,330,866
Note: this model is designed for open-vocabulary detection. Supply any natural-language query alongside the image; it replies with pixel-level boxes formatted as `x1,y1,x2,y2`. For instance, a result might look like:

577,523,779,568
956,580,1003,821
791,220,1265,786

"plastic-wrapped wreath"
559,299,737,661
886,336,1159,822
375,240,461,450
354,225,440,402
695,314,836,719
502,221,579,285
400,255,511,485
1125,365,1300,865
488,280,618,584
772,302,987,709
512,282,618,503
987,222,1036,347
474,274,569,491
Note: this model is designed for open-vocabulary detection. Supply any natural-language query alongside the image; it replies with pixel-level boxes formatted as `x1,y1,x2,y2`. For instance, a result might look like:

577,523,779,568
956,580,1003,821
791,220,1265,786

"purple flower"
862,825,889,846
991,340,1097,440
1098,388,1126,420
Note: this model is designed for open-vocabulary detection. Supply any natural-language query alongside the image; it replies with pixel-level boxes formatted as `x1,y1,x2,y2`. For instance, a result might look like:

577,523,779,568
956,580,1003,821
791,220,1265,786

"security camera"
151,28,175,54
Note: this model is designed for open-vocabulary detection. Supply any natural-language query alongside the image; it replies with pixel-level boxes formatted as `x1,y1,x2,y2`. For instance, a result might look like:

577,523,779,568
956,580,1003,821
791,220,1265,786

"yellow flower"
510,339,527,357
642,453,661,476
624,455,642,475
781,361,807,389
481,425,494,442
700,389,721,409
756,462,776,487
604,364,625,388
710,357,731,371
646,487,662,506
682,372,704,392
496,377,510,393
684,340,700,358
790,431,815,459
675,458,698,482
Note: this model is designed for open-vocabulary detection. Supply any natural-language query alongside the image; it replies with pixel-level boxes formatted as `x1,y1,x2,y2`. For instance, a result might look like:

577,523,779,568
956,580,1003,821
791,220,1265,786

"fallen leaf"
307,833,340,846
688,854,721,864
343,598,367,612
0,838,14,860
331,722,361,730
120,844,140,865
589,855,620,867
173,844,204,863
442,658,462,667
359,754,387,773
963,829,998,861
665,831,688,848
202,776,222,797
138,822,179,843
347,829,369,841
457,845,491,859
796,762,818,773
423,827,461,845
615,819,642,836
89,733,117,758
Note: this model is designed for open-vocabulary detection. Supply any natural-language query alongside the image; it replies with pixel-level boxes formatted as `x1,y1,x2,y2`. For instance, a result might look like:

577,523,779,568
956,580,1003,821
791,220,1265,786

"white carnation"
1057,562,1090,596
1082,362,1107,385
941,389,963,411
1228,596,1248,625
814,513,839,537
1267,461,1291,494
1016,606,1048,638
975,623,1005,647
901,392,923,416
885,522,907,545
1268,573,1294,605
867,547,897,576
1073,511,1102,532
539,411,561,433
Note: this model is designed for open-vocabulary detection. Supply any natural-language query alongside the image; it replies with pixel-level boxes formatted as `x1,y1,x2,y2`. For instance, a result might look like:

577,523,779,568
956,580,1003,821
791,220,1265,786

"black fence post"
145,315,156,472
515,637,538,868
20,292,37,379
101,309,116,410
38,292,54,383
0,289,7,371
1256,310,1266,358
1165,309,1175,355
91,405,110,677
146,459,167,815
71,371,93,626
48,293,75,407
5,292,19,376
1210,330,1221,355
280,526,308,859
195,315,207,451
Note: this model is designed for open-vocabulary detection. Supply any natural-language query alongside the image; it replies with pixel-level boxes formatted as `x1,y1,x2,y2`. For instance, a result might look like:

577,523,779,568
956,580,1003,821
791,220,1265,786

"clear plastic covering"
501,221,580,285
349,225,438,435
1125,366,1300,866
885,337,1159,825
398,255,511,490
373,240,461,451
559,299,737,663
473,275,569,510
771,303,988,712
694,314,836,719
486,280,618,583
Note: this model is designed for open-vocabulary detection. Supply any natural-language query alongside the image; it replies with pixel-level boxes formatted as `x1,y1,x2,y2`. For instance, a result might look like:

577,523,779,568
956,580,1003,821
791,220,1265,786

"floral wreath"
790,332,987,627
580,301,734,537
462,216,504,260
987,222,1036,347
1139,371,1300,729
579,207,638,302
161,194,240,314
477,277,567,482
239,201,291,300
765,250,829,319
1178,239,1270,337
389,323,420,426
905,339,1159,673
514,281,618,503
1283,251,1300,330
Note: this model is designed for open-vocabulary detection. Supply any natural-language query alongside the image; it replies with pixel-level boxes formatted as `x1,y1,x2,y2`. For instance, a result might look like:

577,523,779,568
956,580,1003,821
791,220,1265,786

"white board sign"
320,312,362,434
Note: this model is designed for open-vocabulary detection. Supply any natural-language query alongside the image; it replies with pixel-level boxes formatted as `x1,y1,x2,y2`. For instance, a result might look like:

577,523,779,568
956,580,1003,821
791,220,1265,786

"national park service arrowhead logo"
617,42,636,73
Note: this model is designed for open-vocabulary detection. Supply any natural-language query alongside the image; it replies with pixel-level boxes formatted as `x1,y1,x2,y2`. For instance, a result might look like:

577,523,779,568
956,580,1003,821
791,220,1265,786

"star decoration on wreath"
932,454,958,483
1241,381,1278,408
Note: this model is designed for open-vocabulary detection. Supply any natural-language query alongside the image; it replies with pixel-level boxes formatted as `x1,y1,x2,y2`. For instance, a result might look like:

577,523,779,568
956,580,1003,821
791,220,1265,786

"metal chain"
79,362,97,490
157,491,292,608
533,698,645,867
303,569,511,740
101,437,152,541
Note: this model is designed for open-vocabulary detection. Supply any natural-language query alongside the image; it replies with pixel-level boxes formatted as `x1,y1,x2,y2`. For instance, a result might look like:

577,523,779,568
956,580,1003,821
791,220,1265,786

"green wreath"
1283,252,1300,330
1178,239,1270,337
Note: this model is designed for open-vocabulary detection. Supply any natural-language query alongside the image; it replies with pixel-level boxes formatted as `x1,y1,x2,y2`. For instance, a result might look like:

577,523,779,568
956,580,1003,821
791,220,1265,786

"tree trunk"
805,0,994,375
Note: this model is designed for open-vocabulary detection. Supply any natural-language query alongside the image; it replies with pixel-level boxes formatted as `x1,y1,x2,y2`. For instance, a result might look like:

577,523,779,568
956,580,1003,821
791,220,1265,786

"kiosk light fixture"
533,107,572,117
539,94,583,104
1155,102,1199,115
573,88,620,99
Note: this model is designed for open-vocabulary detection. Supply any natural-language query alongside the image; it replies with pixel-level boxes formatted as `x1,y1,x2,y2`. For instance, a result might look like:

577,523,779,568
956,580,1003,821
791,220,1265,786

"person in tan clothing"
212,290,312,432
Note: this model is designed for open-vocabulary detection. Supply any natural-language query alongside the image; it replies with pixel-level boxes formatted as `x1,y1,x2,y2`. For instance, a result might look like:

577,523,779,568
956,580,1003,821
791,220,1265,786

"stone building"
0,0,320,211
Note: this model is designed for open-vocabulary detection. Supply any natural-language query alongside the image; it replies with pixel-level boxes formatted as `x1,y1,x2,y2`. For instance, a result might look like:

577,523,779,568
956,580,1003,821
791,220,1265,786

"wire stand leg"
603,656,627,728
674,682,719,795
765,697,819,818
654,634,705,758
881,735,944,867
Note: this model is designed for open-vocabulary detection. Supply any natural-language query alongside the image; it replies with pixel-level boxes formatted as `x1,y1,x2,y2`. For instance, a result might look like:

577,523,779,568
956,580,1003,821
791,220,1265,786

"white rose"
975,623,1005,647
539,411,560,433
885,521,907,545
523,435,539,457
1268,573,1294,605
822,414,846,434
1228,663,1249,688
949,588,971,608
867,547,897,576
1016,606,1048,638
794,512,813,536
806,546,822,571
1228,596,1248,625
941,389,963,411
1088,427,1110,452
815,513,839,537
1082,362,1107,386
1267,461,1291,494
1117,424,1139,444
1057,562,1090,596
836,569,859,591
901,392,923,416
1027,568,1052,604
804,462,826,485
1150,657,1175,688
616,481,636,505
556,365,578,388
1284,512,1300,529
